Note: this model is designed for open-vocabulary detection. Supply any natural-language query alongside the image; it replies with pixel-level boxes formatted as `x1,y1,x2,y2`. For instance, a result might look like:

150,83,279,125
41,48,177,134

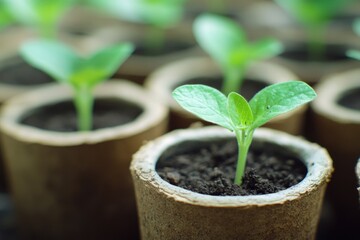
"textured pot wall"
0,81,168,240
133,171,327,240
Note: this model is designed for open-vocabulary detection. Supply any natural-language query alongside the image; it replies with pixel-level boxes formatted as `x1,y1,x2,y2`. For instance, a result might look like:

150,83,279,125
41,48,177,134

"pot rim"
0,80,168,146
131,126,333,207
145,56,305,121
311,68,360,123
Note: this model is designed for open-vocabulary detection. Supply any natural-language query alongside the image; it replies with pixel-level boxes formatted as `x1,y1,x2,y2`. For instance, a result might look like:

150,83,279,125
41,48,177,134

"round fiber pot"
91,24,203,84
0,81,168,240
130,126,333,240
310,69,360,235
270,32,360,84
145,57,306,135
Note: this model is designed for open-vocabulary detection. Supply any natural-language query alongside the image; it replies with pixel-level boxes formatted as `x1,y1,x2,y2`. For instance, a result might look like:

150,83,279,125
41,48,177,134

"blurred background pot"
310,69,360,238
0,81,168,240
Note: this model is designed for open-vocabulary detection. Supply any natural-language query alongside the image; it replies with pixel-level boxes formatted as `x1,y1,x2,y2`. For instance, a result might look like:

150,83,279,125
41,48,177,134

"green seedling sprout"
104,0,186,52
193,14,283,95
173,82,316,185
275,0,354,60
0,0,15,30
20,40,134,131
3,0,74,39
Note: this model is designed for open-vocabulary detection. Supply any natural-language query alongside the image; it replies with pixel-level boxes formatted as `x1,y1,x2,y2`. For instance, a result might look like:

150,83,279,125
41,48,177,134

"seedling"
0,0,15,30
20,40,134,131
173,81,316,185
193,14,283,95
103,0,186,52
275,0,354,60
3,0,74,39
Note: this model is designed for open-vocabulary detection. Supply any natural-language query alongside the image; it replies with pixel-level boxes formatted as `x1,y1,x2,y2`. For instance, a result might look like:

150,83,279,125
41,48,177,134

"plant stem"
234,129,254,185
222,66,245,95
145,25,164,55
307,24,326,61
74,85,94,131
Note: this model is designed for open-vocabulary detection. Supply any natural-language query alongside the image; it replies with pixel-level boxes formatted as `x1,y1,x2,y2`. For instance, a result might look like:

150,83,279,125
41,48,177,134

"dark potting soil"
174,76,268,100
157,139,307,196
0,56,53,85
134,41,192,57
280,43,349,62
337,87,360,111
20,98,143,132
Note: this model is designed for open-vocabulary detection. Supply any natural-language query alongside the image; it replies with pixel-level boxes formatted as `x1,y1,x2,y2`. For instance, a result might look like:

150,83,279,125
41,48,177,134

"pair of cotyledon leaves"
193,14,283,75
20,40,134,89
173,82,316,132
275,0,354,26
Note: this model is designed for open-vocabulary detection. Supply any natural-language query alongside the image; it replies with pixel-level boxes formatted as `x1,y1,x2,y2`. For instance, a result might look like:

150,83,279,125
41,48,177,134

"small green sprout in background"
275,0,354,60
3,0,75,39
102,0,186,53
346,18,360,60
0,0,16,30
193,14,283,95
20,40,134,131
173,82,316,185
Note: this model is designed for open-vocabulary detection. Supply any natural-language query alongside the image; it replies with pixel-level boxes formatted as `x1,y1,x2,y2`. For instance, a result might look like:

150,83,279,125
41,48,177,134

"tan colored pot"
90,24,203,84
145,56,307,135
0,81,168,239
131,126,333,240
310,69,360,232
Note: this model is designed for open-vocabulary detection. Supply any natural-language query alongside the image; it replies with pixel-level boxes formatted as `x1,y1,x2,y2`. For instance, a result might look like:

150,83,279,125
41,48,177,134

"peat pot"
131,126,333,240
310,69,360,236
145,57,306,135
0,81,168,240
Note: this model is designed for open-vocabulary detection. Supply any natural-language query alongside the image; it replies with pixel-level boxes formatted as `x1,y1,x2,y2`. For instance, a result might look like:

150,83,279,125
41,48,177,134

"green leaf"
70,43,134,87
275,0,354,26
20,39,77,83
194,14,245,69
172,84,233,130
249,81,317,128
228,92,253,129
248,38,283,60
353,18,360,37
346,49,360,60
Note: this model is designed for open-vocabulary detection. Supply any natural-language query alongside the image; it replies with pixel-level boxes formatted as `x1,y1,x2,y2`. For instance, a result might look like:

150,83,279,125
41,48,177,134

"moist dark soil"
280,43,349,62
134,41,192,56
157,139,307,196
0,56,53,85
337,87,360,111
20,98,143,132
174,76,268,100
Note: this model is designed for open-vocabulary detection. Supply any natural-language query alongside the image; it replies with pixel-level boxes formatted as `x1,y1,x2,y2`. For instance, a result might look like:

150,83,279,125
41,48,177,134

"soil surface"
280,43,349,62
337,87,360,111
0,56,53,85
174,76,268,100
20,98,143,132
157,139,307,196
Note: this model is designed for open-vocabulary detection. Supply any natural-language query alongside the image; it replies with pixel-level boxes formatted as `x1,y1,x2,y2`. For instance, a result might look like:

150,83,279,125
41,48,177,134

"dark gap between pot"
156,138,307,196
173,75,268,100
133,40,193,56
280,43,350,62
0,56,53,85
337,87,360,111
19,98,143,132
